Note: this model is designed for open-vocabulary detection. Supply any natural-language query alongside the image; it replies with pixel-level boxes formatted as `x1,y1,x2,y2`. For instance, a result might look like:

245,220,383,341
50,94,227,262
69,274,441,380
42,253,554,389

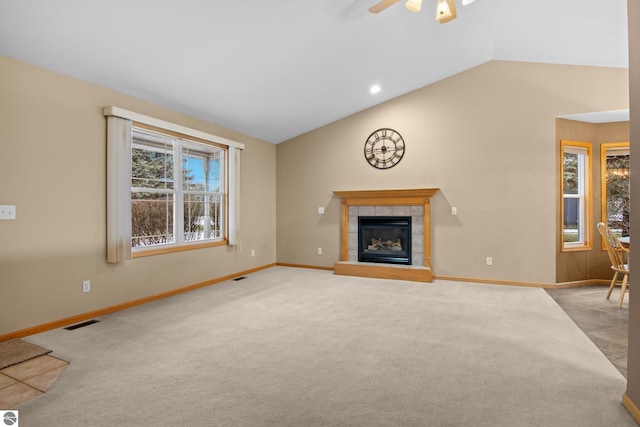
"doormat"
0,339,52,370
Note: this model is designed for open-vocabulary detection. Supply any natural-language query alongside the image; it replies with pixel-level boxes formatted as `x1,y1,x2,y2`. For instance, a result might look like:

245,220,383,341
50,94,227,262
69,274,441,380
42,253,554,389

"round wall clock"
364,128,405,169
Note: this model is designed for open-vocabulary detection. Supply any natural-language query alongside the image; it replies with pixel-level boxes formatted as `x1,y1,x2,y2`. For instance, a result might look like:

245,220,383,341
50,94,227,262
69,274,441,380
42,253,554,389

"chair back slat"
597,222,628,272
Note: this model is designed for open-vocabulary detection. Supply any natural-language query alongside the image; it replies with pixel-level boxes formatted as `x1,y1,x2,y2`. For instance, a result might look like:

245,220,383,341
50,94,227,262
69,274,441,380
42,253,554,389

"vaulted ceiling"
0,0,629,143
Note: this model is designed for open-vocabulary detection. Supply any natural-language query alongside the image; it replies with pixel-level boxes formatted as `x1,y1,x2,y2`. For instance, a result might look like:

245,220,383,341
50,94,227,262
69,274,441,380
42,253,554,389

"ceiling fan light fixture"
436,0,451,20
405,0,422,13
436,0,457,23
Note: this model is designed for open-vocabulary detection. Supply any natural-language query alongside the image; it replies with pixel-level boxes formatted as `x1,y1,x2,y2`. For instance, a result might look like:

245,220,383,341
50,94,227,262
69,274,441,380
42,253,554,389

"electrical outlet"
486,257,493,266
0,205,16,220
451,206,457,215
251,249,255,257
317,248,323,255
82,280,91,292
318,207,325,214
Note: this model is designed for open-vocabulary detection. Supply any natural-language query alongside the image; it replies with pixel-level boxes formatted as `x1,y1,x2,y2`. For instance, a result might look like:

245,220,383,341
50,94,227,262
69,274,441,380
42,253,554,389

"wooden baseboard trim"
622,393,640,424
0,263,277,342
276,262,334,271
273,266,609,289
552,279,610,288
434,275,609,289
435,275,548,287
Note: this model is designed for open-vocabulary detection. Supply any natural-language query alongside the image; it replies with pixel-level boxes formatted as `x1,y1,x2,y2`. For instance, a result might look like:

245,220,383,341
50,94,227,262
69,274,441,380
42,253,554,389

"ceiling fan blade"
438,0,457,23
369,0,402,13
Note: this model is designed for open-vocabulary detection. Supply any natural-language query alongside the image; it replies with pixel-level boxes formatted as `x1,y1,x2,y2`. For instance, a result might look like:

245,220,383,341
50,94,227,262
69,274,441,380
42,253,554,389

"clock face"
364,128,405,169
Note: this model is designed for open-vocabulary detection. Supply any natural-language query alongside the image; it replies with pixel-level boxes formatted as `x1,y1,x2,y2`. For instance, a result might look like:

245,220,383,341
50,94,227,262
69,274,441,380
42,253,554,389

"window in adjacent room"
601,142,630,242
131,126,225,250
561,140,592,251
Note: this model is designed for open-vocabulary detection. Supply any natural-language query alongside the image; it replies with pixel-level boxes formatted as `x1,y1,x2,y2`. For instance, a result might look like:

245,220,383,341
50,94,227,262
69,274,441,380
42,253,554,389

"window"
561,140,592,251
105,106,243,262
131,127,225,249
601,142,630,242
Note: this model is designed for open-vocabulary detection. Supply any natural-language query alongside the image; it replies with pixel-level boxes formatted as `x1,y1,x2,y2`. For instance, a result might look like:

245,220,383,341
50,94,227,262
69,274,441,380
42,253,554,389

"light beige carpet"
18,267,637,426
0,339,51,369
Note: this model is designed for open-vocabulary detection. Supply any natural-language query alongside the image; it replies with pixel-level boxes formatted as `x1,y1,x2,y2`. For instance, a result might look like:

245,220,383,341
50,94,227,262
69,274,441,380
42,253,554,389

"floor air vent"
233,276,247,281
64,319,100,330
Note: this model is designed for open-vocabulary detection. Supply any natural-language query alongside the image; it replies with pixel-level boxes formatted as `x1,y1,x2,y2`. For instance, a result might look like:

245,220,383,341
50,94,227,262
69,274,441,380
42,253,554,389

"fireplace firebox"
358,216,412,265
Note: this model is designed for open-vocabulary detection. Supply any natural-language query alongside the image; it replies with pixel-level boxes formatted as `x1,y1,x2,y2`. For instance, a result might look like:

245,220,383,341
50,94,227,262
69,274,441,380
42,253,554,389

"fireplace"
358,216,411,265
332,188,439,282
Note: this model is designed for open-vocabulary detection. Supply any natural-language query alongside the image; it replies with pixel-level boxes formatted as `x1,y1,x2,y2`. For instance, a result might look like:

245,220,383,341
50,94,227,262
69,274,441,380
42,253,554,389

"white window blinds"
106,116,133,263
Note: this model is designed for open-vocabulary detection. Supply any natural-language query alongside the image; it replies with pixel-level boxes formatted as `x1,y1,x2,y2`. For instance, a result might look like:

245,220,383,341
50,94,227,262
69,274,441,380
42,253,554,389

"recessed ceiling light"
370,85,381,94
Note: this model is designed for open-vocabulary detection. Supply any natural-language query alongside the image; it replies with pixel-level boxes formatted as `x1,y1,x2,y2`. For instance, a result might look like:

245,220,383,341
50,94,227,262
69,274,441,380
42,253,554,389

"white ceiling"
560,109,630,124
0,0,629,143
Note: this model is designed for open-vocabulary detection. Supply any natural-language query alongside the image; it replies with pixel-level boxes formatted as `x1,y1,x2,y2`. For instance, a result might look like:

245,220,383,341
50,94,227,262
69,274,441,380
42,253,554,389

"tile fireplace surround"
332,188,439,282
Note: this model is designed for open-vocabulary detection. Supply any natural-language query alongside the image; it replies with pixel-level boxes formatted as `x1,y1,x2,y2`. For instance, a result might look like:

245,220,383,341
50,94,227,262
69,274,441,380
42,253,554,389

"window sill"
561,245,592,253
133,240,228,258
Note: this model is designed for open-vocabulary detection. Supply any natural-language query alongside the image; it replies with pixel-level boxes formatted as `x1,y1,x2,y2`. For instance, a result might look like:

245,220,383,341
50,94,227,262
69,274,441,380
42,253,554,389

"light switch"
0,205,16,220
451,207,457,216
318,207,325,214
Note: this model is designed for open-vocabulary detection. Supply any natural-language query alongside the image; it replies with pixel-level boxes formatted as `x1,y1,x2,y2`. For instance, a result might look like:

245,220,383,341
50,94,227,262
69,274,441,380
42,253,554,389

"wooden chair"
597,222,630,308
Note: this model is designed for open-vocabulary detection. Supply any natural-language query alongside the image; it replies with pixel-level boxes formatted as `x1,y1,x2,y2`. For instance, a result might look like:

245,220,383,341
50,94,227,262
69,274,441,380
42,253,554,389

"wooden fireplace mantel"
332,188,439,282
332,188,438,206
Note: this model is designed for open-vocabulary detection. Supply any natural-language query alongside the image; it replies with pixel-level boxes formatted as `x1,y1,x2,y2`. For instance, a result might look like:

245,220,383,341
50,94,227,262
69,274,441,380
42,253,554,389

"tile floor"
546,284,629,378
0,285,629,409
0,355,68,409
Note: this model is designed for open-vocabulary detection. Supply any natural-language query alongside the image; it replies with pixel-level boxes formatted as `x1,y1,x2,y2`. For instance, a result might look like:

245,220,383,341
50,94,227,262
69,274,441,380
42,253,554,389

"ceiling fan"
369,0,476,24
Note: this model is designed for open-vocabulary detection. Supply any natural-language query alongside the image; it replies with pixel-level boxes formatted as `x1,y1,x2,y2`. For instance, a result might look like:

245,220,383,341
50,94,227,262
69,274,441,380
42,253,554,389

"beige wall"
0,55,277,336
555,120,630,283
277,61,629,284
626,0,640,414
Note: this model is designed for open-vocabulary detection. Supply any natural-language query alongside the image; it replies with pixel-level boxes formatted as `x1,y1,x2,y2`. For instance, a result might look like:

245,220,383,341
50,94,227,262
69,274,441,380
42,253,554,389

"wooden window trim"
561,140,593,252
